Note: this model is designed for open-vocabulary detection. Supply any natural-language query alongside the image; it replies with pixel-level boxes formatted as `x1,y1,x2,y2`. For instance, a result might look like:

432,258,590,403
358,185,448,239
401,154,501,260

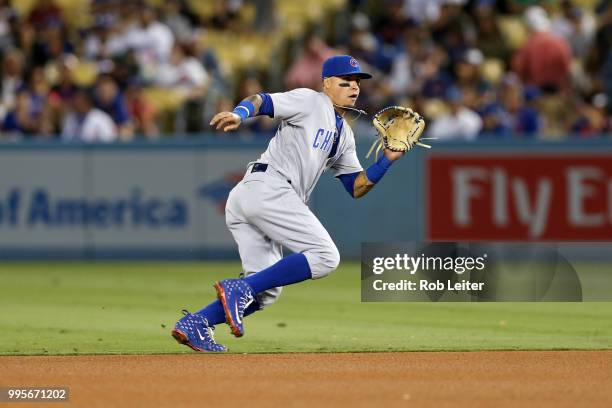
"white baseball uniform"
225,88,363,307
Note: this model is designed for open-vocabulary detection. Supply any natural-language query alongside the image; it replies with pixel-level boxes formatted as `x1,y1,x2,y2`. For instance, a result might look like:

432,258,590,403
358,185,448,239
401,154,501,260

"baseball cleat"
171,310,227,352
214,279,255,337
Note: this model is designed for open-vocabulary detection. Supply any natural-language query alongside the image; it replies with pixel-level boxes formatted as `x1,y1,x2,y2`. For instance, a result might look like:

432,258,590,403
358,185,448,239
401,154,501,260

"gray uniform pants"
225,164,340,308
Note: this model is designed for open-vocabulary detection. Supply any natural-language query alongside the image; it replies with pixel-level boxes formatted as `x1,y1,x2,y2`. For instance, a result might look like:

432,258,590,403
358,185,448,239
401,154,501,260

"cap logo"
349,58,358,67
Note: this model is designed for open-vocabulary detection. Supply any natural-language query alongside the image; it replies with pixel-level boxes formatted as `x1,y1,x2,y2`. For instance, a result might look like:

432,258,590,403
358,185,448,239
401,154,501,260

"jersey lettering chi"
312,128,336,152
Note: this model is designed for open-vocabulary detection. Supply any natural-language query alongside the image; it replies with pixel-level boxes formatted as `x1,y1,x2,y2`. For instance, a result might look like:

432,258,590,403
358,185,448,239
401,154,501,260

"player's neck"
333,105,348,117
333,103,368,119
324,92,367,118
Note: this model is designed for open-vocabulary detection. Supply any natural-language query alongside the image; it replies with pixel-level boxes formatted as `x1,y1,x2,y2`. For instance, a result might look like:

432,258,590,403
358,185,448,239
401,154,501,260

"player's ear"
323,77,331,91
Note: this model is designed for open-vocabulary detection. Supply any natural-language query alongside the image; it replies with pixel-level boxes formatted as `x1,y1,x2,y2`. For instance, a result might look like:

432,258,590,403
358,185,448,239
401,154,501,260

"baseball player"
172,55,404,352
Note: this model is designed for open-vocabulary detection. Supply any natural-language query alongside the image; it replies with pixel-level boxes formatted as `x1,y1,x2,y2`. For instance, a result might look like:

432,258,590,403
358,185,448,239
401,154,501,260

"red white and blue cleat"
214,279,255,337
171,310,227,352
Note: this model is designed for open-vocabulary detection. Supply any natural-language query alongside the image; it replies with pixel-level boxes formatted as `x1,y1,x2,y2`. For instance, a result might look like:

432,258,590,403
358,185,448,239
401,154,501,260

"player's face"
325,75,361,107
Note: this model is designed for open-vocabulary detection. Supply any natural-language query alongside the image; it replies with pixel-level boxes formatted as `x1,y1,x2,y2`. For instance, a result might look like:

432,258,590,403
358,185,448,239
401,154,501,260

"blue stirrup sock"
196,298,260,326
195,253,312,325
244,253,312,294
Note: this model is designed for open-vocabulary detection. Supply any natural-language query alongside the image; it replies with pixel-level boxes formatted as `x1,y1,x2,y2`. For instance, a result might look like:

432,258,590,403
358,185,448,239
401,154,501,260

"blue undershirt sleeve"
337,171,360,197
257,93,274,118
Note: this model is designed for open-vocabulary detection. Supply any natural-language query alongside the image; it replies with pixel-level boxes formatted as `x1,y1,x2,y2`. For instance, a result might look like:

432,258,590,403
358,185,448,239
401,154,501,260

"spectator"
92,74,133,139
454,48,485,90
205,0,241,31
421,50,453,98
26,66,50,123
387,27,446,98
592,1,612,65
540,93,573,138
372,0,411,47
472,0,510,62
124,4,174,67
0,48,25,121
14,22,36,67
27,0,63,28
592,93,611,131
284,34,337,91
515,85,541,136
61,87,117,142
161,0,195,43
512,6,572,91
551,0,596,59
154,42,208,132
401,0,445,25
194,38,224,87
428,86,482,140
0,0,18,52
109,50,140,88
30,20,74,67
479,103,512,138
348,12,395,74
603,53,612,110
124,80,157,137
83,13,128,62
2,89,42,136
90,0,121,18
385,36,414,100
429,0,472,65
48,55,78,132
568,94,610,136
251,0,277,33
0,0,607,140
48,55,78,103
155,43,208,97
592,0,612,107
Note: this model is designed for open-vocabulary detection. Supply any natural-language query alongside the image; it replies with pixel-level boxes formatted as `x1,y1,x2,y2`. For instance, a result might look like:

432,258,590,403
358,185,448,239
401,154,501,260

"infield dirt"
2,351,611,407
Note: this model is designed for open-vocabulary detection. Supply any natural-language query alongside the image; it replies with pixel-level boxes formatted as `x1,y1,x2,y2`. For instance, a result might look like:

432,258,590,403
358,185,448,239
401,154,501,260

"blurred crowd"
338,0,612,140
0,0,232,141
0,0,611,141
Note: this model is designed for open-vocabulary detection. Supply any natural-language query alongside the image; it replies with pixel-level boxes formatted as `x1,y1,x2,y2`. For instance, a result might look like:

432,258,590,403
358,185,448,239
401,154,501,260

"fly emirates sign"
427,154,612,240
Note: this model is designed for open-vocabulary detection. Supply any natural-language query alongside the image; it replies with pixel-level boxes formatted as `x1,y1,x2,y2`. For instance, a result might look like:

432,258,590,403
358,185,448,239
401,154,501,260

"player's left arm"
337,149,403,199
355,149,403,198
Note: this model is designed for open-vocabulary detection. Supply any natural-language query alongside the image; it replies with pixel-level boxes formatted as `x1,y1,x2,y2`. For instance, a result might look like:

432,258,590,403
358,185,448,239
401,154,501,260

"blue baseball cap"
322,55,372,79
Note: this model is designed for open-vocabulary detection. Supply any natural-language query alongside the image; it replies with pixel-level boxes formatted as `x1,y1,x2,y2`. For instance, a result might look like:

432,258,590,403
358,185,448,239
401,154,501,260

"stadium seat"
142,87,187,113
423,99,448,120
14,0,91,29
480,58,506,86
71,61,98,87
497,16,528,50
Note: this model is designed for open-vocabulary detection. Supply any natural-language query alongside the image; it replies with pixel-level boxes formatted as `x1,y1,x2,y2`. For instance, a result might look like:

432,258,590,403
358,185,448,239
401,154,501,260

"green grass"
0,262,611,355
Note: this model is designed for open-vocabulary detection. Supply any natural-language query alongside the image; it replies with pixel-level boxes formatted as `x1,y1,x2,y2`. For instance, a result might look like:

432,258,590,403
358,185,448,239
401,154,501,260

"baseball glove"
366,106,429,159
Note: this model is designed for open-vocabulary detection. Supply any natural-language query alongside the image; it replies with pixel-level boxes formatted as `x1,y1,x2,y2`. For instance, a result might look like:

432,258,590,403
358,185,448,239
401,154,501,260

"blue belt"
251,163,268,173
250,163,291,184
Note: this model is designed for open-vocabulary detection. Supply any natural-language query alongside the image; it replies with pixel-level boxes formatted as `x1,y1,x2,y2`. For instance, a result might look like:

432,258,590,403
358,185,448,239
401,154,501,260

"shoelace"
237,291,254,317
180,309,219,344
201,318,217,341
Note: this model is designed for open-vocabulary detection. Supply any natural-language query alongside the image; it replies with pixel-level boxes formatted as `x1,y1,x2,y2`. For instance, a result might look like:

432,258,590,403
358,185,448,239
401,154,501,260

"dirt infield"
2,351,611,407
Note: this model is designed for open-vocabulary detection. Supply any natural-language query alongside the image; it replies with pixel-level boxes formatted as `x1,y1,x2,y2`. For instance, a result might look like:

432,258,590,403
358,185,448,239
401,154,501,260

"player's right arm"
210,88,316,132
210,94,263,132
